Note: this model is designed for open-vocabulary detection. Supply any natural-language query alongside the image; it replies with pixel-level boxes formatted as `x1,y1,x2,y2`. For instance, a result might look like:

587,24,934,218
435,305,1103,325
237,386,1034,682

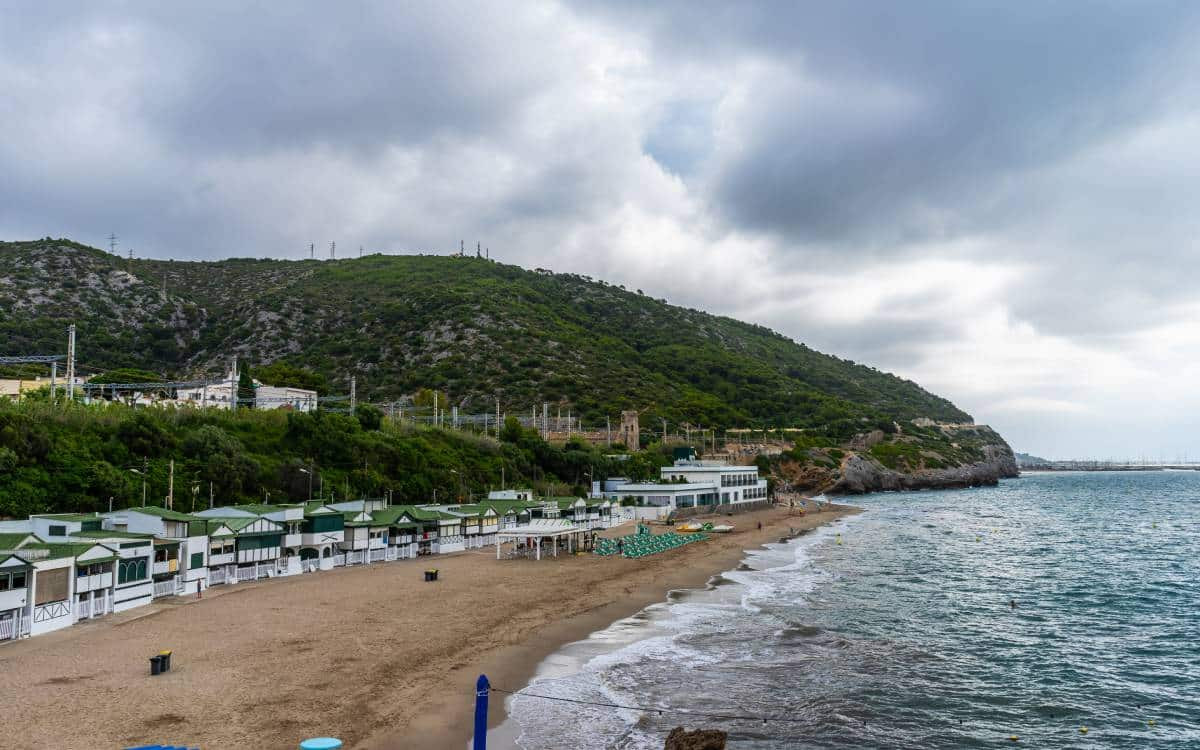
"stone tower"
619,410,640,449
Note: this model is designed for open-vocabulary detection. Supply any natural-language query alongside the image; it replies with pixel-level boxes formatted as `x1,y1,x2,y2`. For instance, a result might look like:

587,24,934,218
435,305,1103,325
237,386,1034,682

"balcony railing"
152,579,180,598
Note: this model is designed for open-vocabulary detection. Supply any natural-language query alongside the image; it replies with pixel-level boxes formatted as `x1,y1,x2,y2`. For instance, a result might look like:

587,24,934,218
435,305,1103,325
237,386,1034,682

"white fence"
76,597,92,620
209,567,227,586
369,549,385,563
333,554,346,567
236,567,257,583
256,562,273,579
0,615,16,640
153,579,179,599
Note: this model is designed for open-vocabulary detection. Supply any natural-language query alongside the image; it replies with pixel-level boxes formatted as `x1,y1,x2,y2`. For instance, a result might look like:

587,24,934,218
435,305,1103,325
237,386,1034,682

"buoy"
1009,735,1019,742
975,536,981,542
1080,727,1088,734
1148,720,1156,726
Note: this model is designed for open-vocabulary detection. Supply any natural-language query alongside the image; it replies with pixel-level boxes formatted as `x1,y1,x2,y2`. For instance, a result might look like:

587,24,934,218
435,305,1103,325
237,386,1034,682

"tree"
237,367,255,406
355,404,383,431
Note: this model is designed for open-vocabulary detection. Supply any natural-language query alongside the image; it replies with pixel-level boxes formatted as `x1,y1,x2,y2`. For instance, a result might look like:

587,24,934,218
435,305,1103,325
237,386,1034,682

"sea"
495,471,1200,749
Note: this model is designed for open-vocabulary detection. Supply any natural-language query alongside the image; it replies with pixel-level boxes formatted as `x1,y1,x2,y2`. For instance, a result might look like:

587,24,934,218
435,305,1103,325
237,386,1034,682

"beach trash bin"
424,569,439,582
158,650,172,672
300,739,343,750
149,654,164,676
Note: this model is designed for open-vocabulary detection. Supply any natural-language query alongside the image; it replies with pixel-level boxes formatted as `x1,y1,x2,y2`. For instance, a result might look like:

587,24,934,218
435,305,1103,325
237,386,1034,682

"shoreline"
0,503,857,750
369,503,860,750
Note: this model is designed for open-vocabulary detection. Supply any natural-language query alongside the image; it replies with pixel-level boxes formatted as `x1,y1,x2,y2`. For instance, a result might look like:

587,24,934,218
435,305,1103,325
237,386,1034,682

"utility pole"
209,481,214,509
433,391,438,428
167,459,175,510
66,324,76,401
350,376,356,410
496,397,501,438
359,245,363,258
107,232,118,255
230,355,238,412
50,361,57,401
330,241,336,259
309,242,314,259
606,416,611,446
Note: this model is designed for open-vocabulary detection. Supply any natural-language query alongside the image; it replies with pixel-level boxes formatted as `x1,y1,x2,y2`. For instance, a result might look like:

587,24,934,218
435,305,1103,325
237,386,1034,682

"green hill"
1,238,969,436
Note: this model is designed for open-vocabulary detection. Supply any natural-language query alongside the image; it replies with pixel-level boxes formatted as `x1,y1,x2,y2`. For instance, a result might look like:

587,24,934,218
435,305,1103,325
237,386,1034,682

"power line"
490,686,811,724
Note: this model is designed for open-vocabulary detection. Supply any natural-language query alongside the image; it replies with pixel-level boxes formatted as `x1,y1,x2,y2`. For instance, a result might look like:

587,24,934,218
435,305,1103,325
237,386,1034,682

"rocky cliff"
830,441,1018,494
770,422,1019,497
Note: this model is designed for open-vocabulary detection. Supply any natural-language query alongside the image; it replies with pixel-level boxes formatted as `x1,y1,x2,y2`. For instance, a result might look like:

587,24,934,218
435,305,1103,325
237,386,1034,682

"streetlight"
129,468,147,507
299,463,315,501
450,469,464,503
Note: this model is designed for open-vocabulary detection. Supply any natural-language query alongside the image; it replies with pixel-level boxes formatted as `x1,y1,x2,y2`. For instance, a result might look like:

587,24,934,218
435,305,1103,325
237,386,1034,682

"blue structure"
299,740,342,750
474,674,491,750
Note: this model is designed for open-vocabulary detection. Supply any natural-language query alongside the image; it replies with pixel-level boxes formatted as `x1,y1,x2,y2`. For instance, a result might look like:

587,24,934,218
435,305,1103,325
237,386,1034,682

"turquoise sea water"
504,472,1200,748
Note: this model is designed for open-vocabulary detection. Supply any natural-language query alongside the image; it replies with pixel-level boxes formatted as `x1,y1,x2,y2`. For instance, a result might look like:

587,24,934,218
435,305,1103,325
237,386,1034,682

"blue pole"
474,674,490,750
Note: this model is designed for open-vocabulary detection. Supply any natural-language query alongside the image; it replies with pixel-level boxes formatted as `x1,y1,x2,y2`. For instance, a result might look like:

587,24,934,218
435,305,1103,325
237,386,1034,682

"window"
117,559,148,585
48,525,66,537
35,568,69,605
190,552,204,569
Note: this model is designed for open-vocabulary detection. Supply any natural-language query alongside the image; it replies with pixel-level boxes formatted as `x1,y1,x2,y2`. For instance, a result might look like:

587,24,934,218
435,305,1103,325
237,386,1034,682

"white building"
604,459,769,520
255,385,317,412
175,366,317,412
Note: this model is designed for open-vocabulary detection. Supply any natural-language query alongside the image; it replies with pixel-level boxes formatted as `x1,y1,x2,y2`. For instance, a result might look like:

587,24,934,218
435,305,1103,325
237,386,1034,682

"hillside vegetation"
1,238,970,436
0,400,669,519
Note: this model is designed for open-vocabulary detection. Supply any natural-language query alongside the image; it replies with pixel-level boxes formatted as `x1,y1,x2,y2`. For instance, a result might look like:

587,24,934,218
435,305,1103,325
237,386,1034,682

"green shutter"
190,552,203,568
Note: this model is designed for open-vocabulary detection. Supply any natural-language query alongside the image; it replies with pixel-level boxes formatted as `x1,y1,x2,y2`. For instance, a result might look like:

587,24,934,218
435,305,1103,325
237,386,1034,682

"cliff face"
830,442,1018,495
771,422,1019,497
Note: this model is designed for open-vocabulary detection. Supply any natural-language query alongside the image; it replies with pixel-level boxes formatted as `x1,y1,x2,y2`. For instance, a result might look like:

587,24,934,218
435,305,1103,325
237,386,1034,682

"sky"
2,2,1199,460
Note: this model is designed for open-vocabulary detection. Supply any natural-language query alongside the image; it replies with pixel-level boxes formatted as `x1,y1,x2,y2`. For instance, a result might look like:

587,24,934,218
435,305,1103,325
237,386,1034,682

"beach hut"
367,507,420,561
339,509,390,564
106,506,211,595
299,503,345,569
199,517,284,583
66,530,157,613
0,552,32,640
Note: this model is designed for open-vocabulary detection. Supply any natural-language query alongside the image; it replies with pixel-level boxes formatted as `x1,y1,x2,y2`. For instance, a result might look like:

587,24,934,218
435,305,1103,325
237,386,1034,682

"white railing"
77,598,93,620
0,616,14,640
256,562,273,579
333,554,346,567
209,568,227,586
153,579,178,598
369,549,385,562
237,567,258,583
385,548,397,561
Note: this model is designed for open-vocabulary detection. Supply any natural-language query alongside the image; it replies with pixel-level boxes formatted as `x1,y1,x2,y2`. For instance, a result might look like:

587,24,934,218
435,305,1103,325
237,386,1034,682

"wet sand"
0,503,857,750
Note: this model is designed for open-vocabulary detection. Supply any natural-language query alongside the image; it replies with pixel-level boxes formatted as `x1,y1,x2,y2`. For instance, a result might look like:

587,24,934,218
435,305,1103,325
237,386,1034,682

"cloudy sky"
3,2,1199,459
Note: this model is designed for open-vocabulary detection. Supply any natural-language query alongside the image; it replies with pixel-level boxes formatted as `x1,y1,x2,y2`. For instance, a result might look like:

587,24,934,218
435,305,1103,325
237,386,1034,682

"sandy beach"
0,503,857,750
